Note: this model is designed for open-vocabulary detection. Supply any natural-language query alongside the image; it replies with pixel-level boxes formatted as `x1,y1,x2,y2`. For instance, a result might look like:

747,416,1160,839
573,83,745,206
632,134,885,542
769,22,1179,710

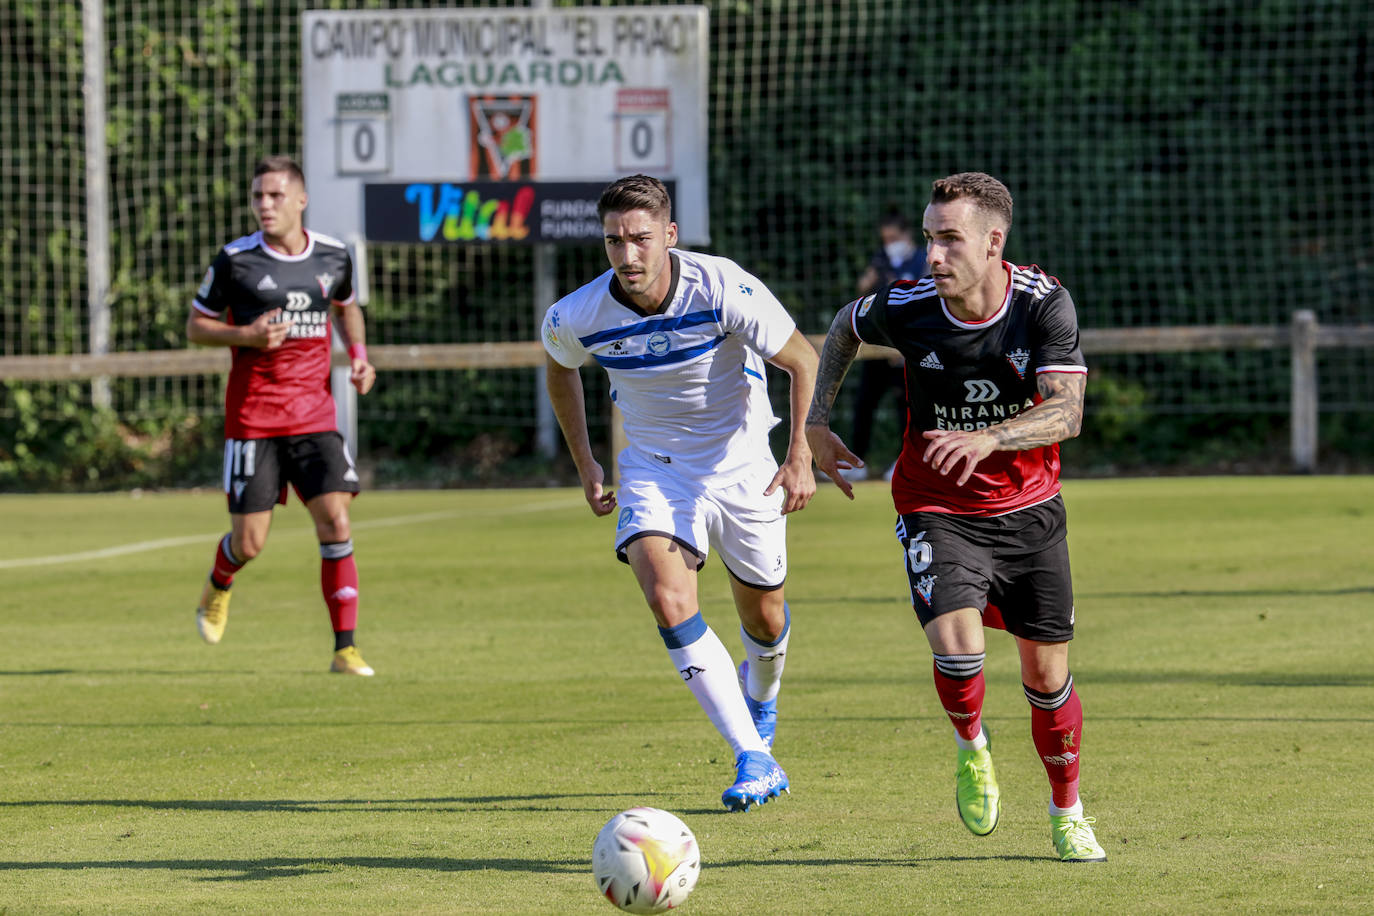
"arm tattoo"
805,304,863,426
988,372,1086,450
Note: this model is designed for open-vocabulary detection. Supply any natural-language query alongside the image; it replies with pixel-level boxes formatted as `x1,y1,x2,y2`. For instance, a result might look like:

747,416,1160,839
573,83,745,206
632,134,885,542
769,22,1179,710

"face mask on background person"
885,238,916,267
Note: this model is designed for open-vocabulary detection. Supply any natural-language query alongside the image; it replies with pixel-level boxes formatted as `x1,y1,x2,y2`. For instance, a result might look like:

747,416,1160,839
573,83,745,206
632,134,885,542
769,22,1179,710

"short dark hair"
254,155,305,187
597,174,672,223
930,172,1013,231
878,208,910,234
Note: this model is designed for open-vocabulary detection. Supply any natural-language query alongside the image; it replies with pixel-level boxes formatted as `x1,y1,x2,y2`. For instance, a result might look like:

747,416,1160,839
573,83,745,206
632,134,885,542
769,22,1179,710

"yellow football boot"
196,578,232,644
330,646,375,676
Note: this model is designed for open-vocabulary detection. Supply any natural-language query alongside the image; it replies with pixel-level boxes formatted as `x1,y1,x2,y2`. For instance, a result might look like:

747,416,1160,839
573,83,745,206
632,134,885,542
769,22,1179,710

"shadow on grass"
794,585,1374,606
0,669,284,677
0,669,79,676
0,793,644,814
1082,669,1374,689
1080,585,1374,599
788,596,906,606
0,852,1043,880
0,856,584,879
708,854,1045,865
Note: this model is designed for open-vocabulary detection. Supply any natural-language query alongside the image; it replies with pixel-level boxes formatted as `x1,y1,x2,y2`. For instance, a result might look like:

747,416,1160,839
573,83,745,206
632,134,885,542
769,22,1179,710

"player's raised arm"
762,328,819,514
804,302,865,499
544,355,616,517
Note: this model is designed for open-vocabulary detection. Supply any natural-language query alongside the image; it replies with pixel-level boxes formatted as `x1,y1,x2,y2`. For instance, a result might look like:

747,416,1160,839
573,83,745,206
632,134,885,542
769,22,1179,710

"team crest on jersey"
646,331,671,357
198,267,215,298
857,294,876,317
915,574,937,606
617,507,634,529
1005,347,1031,380
316,272,335,298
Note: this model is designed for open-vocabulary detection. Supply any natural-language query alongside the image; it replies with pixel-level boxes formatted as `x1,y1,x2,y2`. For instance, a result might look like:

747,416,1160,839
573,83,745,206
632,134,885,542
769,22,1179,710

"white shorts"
613,451,788,590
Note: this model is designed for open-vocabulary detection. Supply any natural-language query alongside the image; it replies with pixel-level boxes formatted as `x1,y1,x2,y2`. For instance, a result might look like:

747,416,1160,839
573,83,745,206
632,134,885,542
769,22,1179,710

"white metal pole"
1289,309,1318,473
531,0,558,460
534,243,558,457
334,236,368,461
82,0,112,408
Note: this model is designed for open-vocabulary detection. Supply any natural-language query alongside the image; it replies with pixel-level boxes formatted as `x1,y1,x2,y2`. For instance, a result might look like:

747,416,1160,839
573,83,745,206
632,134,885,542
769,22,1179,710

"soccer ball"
592,806,700,913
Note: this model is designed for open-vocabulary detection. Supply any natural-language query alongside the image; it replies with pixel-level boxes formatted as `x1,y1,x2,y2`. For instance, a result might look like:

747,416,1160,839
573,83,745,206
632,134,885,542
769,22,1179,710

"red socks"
210,533,244,588
1026,676,1082,809
932,653,986,742
319,540,359,634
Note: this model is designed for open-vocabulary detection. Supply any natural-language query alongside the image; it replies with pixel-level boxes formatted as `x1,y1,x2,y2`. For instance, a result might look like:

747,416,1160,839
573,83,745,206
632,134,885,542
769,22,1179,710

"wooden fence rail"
1,311,1370,472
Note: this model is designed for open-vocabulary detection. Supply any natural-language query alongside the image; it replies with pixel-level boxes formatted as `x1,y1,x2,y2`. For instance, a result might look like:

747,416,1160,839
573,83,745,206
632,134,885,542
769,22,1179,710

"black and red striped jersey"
192,230,355,439
851,261,1087,516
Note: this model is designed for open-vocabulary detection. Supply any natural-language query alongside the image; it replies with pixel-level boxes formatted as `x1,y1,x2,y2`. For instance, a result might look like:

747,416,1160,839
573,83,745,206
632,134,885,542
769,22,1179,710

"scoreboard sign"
302,7,710,245
335,93,390,175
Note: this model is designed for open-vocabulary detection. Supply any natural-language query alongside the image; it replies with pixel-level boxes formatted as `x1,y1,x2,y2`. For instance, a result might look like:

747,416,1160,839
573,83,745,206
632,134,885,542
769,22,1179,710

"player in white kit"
542,175,818,811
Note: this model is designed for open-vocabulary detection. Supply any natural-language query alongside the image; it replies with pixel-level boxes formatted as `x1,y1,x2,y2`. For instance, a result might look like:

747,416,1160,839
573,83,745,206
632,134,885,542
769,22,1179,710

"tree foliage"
2,0,1371,488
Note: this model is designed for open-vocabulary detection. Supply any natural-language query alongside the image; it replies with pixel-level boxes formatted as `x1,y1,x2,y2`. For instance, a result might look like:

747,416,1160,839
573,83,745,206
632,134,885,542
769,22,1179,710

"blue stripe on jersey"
593,334,727,369
577,308,722,347
743,364,764,380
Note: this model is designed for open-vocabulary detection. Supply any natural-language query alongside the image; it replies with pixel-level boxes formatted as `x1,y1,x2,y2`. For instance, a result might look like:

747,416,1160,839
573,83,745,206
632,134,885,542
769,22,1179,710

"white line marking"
0,497,583,570
0,534,216,569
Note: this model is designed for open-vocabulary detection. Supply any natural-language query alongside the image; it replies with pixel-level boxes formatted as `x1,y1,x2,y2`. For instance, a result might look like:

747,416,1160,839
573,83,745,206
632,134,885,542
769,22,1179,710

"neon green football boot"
955,730,1000,836
1050,811,1107,862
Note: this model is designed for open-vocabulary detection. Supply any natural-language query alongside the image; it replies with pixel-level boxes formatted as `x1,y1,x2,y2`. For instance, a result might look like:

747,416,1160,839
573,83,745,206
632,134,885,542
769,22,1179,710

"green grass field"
2,476,1371,914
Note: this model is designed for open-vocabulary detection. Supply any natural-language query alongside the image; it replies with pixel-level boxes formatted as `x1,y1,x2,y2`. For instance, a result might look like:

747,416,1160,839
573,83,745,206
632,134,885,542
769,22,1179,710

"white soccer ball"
592,806,700,914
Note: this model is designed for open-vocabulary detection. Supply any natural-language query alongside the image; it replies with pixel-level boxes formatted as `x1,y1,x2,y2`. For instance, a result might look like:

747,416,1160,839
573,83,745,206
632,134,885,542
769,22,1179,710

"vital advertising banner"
362,179,674,245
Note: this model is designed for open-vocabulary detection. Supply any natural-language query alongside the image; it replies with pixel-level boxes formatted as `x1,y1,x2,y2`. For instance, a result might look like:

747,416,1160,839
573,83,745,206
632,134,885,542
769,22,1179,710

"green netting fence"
2,0,1371,490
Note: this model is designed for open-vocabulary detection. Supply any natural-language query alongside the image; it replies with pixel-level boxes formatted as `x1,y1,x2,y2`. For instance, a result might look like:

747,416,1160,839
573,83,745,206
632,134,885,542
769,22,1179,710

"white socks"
739,602,790,703
954,725,989,752
661,612,768,757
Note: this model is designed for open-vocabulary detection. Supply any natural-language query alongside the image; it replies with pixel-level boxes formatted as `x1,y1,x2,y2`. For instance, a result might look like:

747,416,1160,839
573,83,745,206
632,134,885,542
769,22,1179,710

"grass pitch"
1,476,1371,914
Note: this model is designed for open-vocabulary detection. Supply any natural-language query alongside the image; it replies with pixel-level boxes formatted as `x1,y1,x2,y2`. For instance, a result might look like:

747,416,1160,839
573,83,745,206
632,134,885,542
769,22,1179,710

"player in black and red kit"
187,155,378,676
806,172,1105,862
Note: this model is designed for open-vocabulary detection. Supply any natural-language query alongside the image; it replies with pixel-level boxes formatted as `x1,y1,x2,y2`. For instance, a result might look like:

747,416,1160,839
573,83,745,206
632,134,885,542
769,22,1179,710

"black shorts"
894,495,1075,642
223,431,360,514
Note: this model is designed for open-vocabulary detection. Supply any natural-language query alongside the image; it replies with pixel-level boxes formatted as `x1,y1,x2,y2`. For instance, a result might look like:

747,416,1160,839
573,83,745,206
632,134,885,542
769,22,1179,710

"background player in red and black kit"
806,172,1106,862
187,155,378,676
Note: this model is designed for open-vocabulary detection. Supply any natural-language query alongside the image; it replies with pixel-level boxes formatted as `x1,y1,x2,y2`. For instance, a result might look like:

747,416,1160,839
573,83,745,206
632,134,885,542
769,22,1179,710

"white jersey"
542,249,797,484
